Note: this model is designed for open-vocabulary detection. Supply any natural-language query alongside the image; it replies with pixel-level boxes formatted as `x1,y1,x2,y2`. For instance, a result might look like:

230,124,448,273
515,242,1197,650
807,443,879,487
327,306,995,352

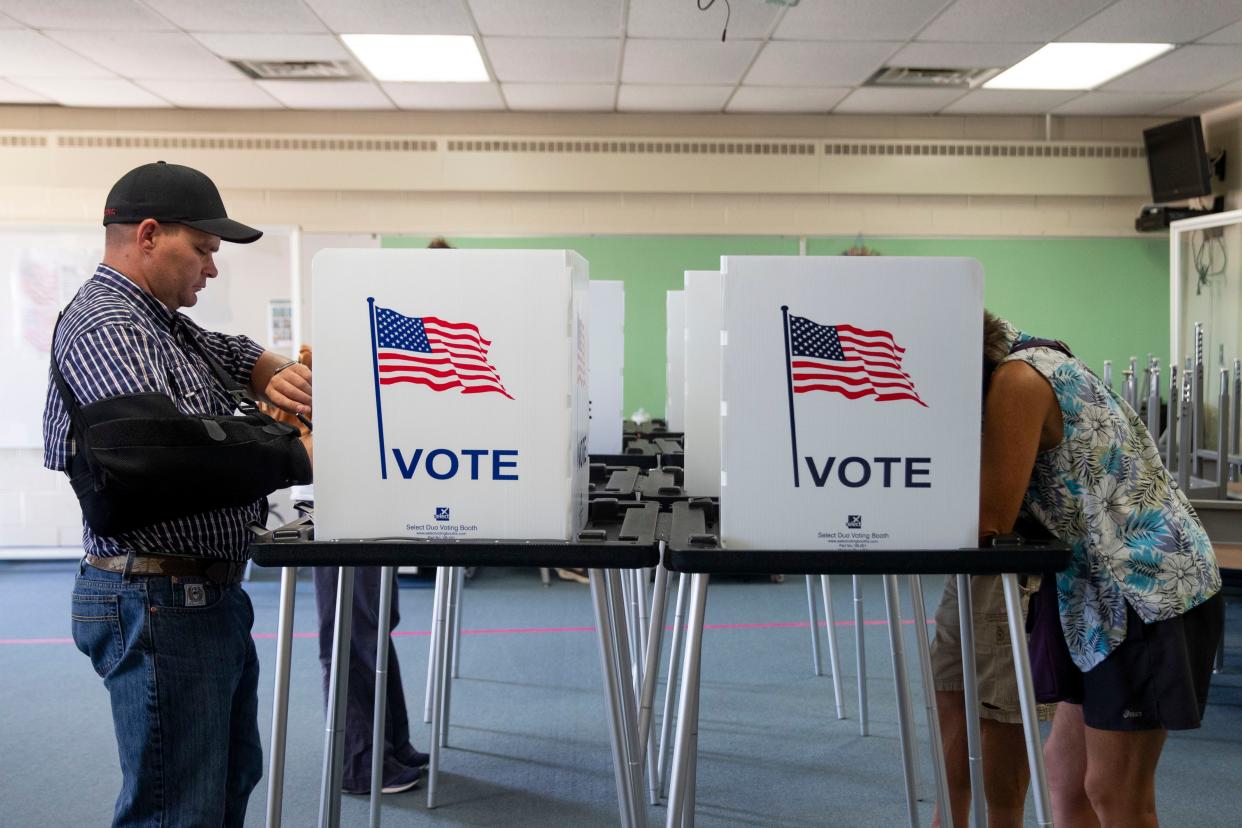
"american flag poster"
373,304,513,399
787,314,926,407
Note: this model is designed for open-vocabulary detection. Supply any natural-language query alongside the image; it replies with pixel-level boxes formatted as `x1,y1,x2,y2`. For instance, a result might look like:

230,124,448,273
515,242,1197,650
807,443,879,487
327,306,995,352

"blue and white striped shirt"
43,264,267,561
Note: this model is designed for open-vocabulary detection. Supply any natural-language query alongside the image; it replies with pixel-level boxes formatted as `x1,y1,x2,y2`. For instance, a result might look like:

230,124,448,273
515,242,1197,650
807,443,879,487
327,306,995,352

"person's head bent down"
101,161,262,313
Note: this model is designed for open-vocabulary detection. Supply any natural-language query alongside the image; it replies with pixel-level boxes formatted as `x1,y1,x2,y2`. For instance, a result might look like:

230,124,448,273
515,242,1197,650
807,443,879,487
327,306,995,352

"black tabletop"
661,500,1072,576
249,499,661,569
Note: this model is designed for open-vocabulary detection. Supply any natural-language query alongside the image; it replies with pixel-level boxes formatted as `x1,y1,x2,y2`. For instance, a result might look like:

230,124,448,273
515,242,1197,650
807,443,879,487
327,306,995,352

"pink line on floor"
4,618,932,645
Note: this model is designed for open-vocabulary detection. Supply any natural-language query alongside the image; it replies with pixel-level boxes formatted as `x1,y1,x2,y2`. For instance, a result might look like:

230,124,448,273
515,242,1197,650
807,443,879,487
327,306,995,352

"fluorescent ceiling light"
342,34,488,82
984,42,1172,90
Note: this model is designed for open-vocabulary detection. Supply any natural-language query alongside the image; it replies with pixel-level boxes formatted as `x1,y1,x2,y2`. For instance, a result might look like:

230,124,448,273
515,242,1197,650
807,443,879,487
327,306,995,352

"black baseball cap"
102,161,262,244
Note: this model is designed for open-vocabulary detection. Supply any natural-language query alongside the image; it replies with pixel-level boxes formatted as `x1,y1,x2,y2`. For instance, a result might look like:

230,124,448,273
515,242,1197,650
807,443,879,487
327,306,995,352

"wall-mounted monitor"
1143,116,1212,204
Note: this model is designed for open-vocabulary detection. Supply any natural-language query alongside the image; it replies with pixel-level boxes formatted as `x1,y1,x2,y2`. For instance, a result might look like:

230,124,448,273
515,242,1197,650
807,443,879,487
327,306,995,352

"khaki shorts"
929,574,1056,724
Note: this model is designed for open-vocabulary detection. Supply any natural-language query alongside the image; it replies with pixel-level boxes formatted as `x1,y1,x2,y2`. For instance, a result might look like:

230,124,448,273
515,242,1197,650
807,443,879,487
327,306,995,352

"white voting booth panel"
588,280,625,455
312,248,590,542
666,290,686,430
683,270,722,497
720,256,982,550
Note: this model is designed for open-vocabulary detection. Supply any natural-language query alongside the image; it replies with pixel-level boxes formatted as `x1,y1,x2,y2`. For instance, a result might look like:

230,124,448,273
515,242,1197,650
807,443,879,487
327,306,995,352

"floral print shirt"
1002,323,1221,672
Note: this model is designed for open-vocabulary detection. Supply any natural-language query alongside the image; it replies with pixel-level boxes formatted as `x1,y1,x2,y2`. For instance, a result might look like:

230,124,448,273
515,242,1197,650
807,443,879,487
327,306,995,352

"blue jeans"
71,562,263,827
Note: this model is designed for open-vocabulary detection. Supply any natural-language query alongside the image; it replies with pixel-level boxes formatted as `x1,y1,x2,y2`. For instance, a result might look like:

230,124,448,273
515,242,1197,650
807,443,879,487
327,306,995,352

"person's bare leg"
1045,702,1099,828
981,719,1029,828
1083,723,1166,828
933,690,971,828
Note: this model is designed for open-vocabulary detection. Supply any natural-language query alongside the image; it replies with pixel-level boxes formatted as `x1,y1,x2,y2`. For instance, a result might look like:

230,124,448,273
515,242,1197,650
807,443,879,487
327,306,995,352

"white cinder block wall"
0,106,1180,553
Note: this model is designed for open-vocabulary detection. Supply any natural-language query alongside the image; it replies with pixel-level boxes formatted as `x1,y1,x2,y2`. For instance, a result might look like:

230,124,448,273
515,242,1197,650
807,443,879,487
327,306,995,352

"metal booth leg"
909,575,953,828
318,566,356,828
427,567,452,808
854,575,870,736
265,566,298,828
368,566,396,827
956,574,987,828
665,573,709,828
1001,574,1052,827
882,575,920,828
820,575,846,719
658,572,690,796
439,567,458,748
606,569,648,828
451,565,465,679
805,575,824,675
423,565,445,723
639,559,671,804
590,569,641,828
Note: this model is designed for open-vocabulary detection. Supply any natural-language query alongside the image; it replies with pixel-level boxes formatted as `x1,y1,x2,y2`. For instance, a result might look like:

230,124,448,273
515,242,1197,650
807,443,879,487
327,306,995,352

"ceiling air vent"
229,59,362,81
866,66,999,88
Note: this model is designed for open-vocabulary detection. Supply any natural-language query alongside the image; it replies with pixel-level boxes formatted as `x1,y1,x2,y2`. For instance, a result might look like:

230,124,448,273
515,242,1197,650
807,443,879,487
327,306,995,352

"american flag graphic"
374,305,513,399
788,314,926,407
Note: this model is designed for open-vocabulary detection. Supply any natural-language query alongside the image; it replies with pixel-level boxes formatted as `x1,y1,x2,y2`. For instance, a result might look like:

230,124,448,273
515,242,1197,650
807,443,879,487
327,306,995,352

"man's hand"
252,351,312,419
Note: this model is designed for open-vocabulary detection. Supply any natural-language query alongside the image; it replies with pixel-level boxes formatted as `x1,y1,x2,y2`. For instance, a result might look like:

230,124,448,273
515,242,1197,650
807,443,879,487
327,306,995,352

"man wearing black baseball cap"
43,161,313,826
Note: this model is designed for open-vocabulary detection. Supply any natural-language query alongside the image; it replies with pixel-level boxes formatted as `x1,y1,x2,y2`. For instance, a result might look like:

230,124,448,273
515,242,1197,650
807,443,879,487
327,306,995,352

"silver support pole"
368,567,396,827
819,575,846,719
658,573,690,796
910,575,952,828
1194,324,1205,477
1233,360,1241,457
265,566,298,828
1166,365,1179,468
607,570,648,828
1001,575,1053,827
423,565,444,723
1123,368,1136,411
439,567,457,748
590,569,639,828
1138,354,1152,405
1128,356,1139,407
956,574,987,828
450,565,465,679
805,575,824,676
883,575,920,828
665,574,709,828
639,561,671,805
1218,368,1231,498
426,568,451,808
637,568,652,688
1179,373,1194,494
853,575,870,736
318,566,355,828
1102,359,1113,390
1146,360,1162,440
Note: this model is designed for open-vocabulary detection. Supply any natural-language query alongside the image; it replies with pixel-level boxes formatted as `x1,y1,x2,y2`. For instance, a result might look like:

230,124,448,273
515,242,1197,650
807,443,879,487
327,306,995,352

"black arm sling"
49,314,312,537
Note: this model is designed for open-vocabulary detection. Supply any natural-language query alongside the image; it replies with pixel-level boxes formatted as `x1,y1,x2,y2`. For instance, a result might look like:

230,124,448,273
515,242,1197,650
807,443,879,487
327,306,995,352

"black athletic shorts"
1067,592,1224,731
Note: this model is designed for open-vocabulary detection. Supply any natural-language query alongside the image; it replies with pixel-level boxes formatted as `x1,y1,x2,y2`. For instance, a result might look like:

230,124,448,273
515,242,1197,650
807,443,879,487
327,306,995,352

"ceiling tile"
485,37,618,84
142,1,326,33
888,41,1041,69
502,83,614,110
257,79,395,109
726,86,850,113
1059,0,1242,44
627,0,783,39
941,89,1080,114
1201,19,1242,43
774,0,950,41
136,79,284,109
382,81,504,109
1103,45,1242,93
305,0,474,35
1157,91,1242,117
832,86,966,114
622,39,760,86
0,78,51,103
746,41,899,87
918,0,1112,43
0,30,113,78
193,33,351,62
468,0,623,38
48,31,245,80
14,77,172,107
1051,91,1186,115
0,0,175,31
617,84,731,112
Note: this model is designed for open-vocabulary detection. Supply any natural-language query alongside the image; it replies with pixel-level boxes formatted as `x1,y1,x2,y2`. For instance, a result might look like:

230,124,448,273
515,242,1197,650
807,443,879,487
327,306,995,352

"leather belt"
85,553,246,585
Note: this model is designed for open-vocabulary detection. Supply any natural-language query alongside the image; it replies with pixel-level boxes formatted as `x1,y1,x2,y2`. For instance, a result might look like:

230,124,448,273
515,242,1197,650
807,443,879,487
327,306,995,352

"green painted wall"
383,235,1169,417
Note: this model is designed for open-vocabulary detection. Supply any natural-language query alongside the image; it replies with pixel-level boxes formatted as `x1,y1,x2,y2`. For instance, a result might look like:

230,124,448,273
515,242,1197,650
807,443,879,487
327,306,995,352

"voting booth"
719,256,983,550
588,280,625,456
683,270,723,497
665,290,686,431
311,248,590,542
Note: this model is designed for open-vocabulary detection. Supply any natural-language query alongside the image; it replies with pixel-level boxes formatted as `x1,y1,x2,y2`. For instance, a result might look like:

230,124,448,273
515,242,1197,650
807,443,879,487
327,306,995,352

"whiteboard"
588,280,625,455
665,290,685,430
